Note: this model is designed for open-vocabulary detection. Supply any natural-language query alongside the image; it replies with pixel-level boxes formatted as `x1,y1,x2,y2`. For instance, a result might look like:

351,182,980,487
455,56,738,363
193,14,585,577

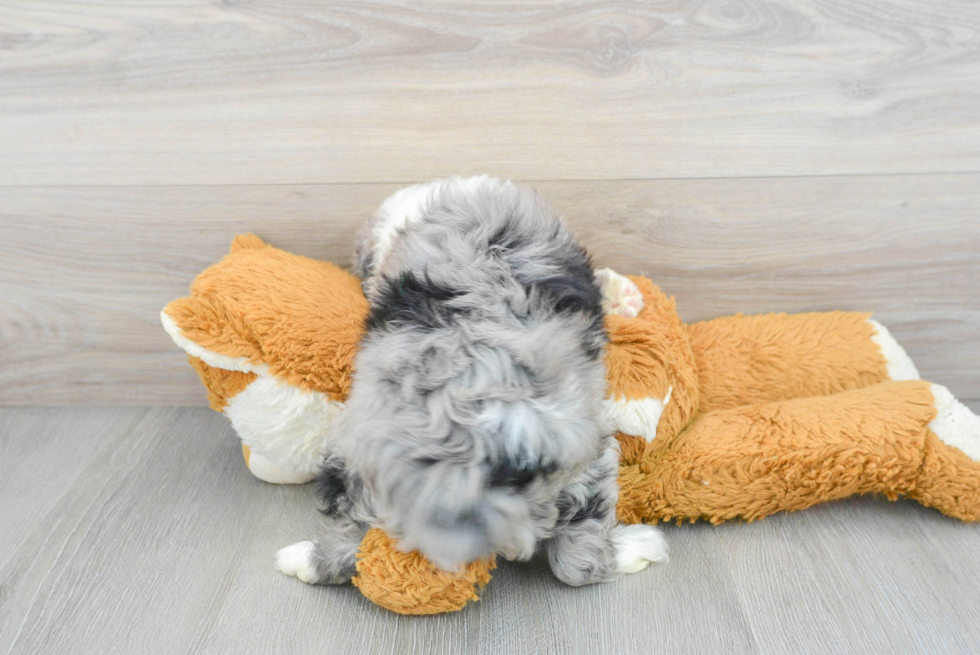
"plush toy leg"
617,380,980,525
241,444,315,484
686,311,917,413
352,529,496,615
908,385,980,521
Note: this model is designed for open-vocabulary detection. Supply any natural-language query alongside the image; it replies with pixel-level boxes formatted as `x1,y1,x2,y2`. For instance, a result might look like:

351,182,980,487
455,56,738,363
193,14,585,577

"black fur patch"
556,465,613,524
364,271,464,332
567,493,609,524
316,455,355,518
581,310,607,360
517,243,607,359
489,457,557,490
534,255,602,316
487,220,529,253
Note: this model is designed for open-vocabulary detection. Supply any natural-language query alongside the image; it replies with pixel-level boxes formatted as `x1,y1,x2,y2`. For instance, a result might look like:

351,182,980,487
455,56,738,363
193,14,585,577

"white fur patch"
371,181,441,273
929,384,980,462
224,376,344,481
160,311,269,375
612,524,669,573
275,541,320,584
595,267,645,318
868,319,920,381
371,176,509,275
603,388,672,442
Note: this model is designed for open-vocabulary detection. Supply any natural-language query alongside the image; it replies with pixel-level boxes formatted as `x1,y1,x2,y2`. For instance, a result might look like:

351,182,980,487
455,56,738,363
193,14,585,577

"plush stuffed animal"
162,234,980,614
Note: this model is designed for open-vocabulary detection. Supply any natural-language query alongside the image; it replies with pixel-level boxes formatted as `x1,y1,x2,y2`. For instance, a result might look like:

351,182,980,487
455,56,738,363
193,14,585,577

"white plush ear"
161,309,269,374
604,387,672,442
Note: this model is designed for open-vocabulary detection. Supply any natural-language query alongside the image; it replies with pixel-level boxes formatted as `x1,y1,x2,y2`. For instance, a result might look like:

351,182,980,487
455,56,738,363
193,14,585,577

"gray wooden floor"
2,406,980,655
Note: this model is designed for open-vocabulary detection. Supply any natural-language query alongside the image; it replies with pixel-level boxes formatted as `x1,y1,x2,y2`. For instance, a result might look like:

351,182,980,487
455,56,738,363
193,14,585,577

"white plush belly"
225,375,344,480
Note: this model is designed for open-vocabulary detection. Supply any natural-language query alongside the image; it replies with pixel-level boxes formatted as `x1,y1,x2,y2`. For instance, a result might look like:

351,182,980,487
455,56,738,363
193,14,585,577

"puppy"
276,176,666,587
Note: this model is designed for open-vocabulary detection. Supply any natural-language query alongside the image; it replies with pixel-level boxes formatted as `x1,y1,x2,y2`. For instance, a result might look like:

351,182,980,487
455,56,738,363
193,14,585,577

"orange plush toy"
163,235,980,615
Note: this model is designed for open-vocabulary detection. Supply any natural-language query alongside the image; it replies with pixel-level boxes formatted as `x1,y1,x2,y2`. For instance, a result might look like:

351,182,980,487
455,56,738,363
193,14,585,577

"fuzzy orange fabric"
910,431,980,522
352,529,496,615
187,355,256,411
164,234,367,401
164,235,980,615
604,277,700,464
617,381,939,524
688,311,888,413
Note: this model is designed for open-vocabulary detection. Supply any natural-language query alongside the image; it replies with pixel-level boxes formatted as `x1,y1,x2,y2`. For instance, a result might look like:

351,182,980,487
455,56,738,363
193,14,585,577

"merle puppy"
276,176,666,587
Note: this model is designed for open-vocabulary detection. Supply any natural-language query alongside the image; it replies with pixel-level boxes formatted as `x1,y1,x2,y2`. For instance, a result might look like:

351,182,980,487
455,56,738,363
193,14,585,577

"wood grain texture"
0,407,148,570
2,175,977,405
1,1,980,185
1,407,979,654
720,499,980,654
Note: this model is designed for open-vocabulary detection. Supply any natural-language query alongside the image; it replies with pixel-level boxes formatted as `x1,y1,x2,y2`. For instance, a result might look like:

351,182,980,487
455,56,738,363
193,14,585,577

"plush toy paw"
612,524,668,574
352,528,496,615
275,541,322,584
929,384,980,462
596,268,645,318
243,445,315,485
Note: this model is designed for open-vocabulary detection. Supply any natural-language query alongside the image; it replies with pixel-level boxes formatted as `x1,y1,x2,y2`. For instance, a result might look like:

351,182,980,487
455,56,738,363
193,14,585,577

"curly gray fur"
304,177,664,584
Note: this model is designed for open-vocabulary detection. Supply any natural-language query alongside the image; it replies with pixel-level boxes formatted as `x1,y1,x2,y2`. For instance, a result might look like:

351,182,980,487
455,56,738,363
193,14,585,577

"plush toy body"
609,277,980,525
163,235,980,614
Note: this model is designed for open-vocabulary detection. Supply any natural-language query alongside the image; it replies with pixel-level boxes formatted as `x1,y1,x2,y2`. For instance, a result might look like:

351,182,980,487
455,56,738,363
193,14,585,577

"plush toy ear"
161,296,266,373
352,528,495,615
230,233,267,252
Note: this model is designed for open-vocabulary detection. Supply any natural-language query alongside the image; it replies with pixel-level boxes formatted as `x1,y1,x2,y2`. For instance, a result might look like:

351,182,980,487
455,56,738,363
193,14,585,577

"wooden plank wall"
1,1,978,405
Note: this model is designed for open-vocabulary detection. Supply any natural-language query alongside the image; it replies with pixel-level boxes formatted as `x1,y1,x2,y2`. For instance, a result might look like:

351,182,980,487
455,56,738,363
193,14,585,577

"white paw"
612,524,668,574
595,268,644,318
275,541,321,584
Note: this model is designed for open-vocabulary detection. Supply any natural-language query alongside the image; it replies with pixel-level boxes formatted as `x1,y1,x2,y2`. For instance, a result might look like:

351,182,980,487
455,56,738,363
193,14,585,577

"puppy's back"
341,178,610,568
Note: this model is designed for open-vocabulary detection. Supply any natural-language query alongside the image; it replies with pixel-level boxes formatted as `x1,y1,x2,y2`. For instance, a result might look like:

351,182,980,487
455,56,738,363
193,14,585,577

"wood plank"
2,175,977,405
475,524,757,655
0,407,148,569
1,1,979,185
3,407,980,653
720,497,980,653
0,407,288,655
0,406,737,655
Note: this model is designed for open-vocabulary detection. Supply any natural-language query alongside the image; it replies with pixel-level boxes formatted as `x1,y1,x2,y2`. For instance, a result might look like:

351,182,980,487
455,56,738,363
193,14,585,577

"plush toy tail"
617,380,980,525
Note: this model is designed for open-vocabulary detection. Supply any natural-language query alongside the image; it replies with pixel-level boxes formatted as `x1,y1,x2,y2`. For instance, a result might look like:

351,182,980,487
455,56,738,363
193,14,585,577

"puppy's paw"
612,524,668,574
595,268,644,318
275,541,322,584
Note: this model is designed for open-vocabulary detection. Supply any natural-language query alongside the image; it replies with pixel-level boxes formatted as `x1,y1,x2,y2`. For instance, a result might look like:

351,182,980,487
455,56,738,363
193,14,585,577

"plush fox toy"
162,234,980,614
